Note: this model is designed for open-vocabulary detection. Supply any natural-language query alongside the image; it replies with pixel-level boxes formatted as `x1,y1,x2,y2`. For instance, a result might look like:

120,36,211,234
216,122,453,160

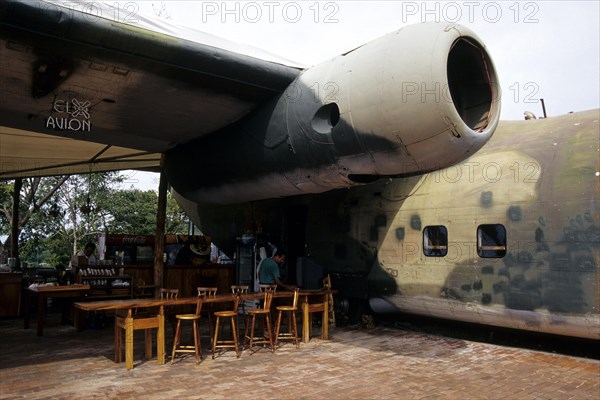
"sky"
122,0,600,120
104,0,599,190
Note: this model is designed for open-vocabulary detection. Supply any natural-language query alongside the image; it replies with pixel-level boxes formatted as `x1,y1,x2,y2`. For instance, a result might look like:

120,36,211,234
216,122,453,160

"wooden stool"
274,289,299,350
212,295,241,358
171,298,203,364
244,290,274,354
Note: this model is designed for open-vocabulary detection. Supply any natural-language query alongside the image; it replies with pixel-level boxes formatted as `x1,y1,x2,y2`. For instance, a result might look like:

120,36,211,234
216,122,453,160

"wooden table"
75,290,333,369
24,284,90,336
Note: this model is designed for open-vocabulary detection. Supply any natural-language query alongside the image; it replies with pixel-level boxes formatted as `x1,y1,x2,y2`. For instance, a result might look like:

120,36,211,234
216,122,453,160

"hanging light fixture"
80,171,93,214
48,202,62,218
80,195,92,214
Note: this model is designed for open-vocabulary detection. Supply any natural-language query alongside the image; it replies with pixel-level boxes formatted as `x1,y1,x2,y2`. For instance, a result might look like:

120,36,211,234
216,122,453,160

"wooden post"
154,156,167,297
10,178,22,261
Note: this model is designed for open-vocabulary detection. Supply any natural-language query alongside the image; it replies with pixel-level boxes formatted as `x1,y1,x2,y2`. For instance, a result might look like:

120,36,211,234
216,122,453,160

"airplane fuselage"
185,109,600,340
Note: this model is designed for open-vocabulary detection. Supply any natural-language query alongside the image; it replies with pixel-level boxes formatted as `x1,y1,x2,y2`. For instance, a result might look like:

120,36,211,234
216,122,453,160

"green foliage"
0,181,12,236
103,189,159,235
1,173,190,268
166,193,190,234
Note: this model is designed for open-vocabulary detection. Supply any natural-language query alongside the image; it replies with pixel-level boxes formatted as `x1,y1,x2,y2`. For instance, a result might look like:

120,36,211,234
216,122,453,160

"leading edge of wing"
1,0,303,89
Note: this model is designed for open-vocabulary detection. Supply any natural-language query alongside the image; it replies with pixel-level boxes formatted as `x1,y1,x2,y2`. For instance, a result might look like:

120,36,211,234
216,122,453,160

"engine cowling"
166,23,500,204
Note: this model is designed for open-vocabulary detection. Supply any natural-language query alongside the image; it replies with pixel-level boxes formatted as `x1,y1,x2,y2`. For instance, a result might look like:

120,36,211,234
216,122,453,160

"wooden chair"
212,295,241,358
160,288,179,334
323,274,335,327
114,288,178,367
114,309,162,368
160,288,179,299
301,302,328,342
258,284,277,320
231,284,250,306
258,284,277,292
170,298,203,364
231,285,250,333
301,275,333,342
231,285,250,294
274,288,300,350
244,290,274,354
133,279,155,298
197,287,218,344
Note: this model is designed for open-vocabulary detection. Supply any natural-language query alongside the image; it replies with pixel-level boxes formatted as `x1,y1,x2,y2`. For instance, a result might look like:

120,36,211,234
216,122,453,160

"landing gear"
336,297,373,328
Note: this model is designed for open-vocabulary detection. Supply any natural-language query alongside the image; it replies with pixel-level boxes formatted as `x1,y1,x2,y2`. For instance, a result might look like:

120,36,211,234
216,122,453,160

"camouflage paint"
341,109,599,339
187,110,598,339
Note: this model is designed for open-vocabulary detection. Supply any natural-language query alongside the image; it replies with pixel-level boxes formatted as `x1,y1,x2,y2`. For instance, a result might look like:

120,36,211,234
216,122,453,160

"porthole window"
477,224,507,258
423,225,448,257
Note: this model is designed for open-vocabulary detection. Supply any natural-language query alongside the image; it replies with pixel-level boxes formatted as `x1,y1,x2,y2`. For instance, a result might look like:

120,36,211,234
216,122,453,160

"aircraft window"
423,226,448,257
477,224,507,258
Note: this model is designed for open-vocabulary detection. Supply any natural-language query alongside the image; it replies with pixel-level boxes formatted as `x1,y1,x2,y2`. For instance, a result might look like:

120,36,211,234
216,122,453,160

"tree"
100,189,188,235
1,173,122,266
103,189,161,235
1,173,189,268
0,176,69,257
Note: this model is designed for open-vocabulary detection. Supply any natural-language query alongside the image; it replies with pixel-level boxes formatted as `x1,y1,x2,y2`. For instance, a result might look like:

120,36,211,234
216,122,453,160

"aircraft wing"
0,0,302,178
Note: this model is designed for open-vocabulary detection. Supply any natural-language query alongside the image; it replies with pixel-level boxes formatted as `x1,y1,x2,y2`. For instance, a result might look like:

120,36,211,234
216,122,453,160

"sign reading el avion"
45,98,92,132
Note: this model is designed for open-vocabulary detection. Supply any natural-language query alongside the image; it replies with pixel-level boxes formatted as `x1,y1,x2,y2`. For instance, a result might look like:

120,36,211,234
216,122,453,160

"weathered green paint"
188,110,599,339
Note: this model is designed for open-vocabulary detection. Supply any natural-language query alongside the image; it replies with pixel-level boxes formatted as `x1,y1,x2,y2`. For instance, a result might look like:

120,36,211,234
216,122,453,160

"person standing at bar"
258,249,295,291
69,242,98,272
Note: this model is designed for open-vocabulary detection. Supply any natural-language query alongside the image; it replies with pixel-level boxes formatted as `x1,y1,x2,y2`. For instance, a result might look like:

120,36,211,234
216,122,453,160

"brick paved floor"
0,312,598,400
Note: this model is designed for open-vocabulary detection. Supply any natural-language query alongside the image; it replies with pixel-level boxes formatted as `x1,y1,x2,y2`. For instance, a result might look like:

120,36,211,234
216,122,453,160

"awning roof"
0,126,161,178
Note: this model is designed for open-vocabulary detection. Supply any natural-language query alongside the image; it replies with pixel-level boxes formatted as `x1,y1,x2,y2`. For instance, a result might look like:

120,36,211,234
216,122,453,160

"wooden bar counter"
93,263,234,298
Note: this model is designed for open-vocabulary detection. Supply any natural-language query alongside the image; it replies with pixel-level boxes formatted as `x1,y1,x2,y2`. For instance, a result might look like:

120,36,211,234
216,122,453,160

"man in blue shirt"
258,250,295,291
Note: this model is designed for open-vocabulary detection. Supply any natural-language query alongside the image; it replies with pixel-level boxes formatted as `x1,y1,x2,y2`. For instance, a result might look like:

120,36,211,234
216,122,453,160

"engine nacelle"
166,23,500,204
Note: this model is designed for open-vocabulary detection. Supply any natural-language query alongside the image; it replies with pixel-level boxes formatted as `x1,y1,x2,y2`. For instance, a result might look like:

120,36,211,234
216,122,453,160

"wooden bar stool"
255,284,277,313
171,298,203,364
212,295,241,358
274,288,300,350
244,290,274,354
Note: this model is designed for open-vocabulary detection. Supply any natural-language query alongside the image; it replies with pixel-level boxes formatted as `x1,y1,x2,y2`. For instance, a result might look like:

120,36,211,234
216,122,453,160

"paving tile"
0,313,598,399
